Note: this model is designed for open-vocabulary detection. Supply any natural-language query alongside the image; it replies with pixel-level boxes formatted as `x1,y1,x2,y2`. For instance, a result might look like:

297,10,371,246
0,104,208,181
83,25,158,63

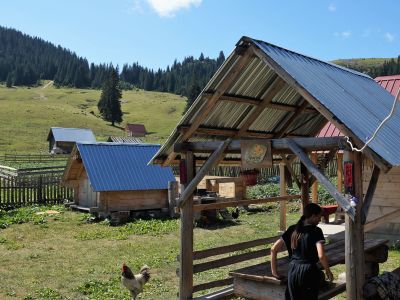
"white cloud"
334,31,351,39
384,32,395,42
147,0,202,17
328,3,336,12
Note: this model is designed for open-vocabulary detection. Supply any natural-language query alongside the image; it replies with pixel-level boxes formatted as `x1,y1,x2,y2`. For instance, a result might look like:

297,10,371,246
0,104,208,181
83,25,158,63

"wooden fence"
2,153,69,163
0,166,73,209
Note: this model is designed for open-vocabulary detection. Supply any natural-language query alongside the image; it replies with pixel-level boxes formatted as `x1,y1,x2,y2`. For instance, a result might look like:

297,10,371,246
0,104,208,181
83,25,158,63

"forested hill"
1,25,399,101
0,26,225,104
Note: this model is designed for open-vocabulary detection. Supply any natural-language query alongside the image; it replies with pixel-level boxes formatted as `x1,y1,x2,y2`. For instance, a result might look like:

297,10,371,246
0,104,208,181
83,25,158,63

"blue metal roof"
252,38,400,166
77,143,175,192
48,127,96,143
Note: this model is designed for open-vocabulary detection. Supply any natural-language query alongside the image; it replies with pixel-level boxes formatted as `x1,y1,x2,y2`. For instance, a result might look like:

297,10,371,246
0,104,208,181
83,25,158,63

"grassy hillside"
0,82,186,154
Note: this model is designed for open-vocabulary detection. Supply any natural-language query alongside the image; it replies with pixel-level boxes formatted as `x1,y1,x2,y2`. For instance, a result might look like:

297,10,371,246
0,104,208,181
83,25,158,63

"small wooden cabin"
47,127,96,154
125,123,147,137
107,136,143,143
62,142,175,217
150,36,400,300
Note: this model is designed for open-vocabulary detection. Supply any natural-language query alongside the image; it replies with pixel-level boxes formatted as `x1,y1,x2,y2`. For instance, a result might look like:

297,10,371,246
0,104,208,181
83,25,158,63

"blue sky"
1,0,399,70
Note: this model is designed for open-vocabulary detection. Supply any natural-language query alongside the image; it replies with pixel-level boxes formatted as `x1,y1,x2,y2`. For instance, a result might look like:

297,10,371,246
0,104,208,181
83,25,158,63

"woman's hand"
325,269,334,282
272,272,283,280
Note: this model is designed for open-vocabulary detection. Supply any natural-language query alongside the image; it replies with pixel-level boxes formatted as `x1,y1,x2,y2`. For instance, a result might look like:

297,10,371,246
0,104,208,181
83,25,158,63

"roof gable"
48,127,96,143
76,143,175,192
125,123,147,134
151,36,400,168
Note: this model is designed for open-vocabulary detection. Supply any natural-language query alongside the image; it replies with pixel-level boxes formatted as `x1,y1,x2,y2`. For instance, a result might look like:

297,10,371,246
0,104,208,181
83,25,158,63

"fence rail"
2,153,69,163
0,170,73,209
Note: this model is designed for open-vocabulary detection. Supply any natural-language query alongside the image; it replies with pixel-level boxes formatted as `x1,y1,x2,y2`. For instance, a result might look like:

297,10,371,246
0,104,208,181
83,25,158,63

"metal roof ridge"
77,142,160,146
242,36,371,79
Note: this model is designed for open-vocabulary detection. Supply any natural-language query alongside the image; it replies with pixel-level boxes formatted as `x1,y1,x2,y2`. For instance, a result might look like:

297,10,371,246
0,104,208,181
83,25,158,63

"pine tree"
97,68,123,126
6,73,13,88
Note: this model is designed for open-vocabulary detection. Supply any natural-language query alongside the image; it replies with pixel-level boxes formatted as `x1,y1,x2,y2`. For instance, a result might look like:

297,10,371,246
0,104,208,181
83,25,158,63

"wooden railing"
2,153,69,163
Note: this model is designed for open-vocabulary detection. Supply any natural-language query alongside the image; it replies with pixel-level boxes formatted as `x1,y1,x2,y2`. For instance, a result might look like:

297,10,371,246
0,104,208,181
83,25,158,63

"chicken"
121,263,150,300
231,207,240,219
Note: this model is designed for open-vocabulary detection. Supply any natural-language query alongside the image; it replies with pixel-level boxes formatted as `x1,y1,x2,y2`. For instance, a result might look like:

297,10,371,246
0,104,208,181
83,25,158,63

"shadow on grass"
195,218,241,230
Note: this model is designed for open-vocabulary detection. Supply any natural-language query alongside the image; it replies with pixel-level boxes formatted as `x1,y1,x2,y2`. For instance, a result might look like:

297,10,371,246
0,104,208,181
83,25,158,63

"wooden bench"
229,239,388,300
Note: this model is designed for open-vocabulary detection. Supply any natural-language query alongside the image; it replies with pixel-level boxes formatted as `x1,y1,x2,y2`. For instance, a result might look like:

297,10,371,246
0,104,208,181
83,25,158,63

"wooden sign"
241,140,273,169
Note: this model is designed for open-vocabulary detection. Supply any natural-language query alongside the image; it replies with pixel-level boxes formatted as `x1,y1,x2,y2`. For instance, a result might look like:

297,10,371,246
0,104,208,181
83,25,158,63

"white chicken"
121,263,151,300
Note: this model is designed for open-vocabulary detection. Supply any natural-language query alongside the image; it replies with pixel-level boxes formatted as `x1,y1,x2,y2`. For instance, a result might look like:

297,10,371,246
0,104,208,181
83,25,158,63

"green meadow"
0,82,186,154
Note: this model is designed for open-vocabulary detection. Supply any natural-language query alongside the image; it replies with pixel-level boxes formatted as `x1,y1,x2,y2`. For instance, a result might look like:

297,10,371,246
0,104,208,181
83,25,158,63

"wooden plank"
300,162,310,210
279,163,287,231
281,156,301,189
192,278,234,293
274,99,309,138
318,283,346,300
175,137,349,154
345,151,364,300
364,209,400,232
192,236,279,260
192,195,301,212
193,248,270,273
164,47,254,166
237,77,287,136
252,45,391,173
337,153,343,193
178,126,274,139
179,152,195,300
285,139,355,220
178,138,232,208
311,152,318,203
361,165,380,225
192,285,234,300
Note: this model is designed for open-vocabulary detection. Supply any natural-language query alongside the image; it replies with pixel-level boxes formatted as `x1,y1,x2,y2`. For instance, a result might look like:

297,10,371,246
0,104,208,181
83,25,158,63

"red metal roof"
317,75,400,137
125,123,147,136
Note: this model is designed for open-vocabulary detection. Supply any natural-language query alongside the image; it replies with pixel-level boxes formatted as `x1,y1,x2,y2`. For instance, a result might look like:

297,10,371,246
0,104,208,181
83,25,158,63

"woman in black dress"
270,203,333,300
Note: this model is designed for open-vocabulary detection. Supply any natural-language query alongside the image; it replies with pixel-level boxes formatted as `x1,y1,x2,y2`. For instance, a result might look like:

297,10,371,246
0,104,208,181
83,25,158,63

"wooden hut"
107,136,144,143
63,142,175,217
125,123,147,137
47,127,96,154
150,36,400,299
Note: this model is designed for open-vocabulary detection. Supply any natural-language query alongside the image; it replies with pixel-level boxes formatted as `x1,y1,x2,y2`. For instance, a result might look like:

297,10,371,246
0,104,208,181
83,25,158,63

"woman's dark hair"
290,203,323,250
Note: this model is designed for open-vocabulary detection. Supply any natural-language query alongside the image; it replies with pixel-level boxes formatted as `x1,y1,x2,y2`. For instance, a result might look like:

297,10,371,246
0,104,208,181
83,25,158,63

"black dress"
281,224,325,300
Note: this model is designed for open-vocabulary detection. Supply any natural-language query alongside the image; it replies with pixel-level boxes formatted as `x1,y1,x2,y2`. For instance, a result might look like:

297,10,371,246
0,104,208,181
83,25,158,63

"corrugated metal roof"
48,127,96,143
151,37,400,168
77,143,175,192
107,136,144,143
317,75,400,138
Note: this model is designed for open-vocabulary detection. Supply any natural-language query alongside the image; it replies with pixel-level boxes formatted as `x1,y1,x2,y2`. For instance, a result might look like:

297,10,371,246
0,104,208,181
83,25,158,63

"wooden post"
300,162,310,210
279,162,286,231
168,181,179,218
311,152,318,204
337,153,343,193
179,152,195,300
345,151,364,300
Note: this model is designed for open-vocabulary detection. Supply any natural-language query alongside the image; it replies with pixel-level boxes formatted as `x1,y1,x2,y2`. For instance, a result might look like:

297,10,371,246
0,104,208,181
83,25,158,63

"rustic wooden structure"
47,127,96,154
62,143,175,217
150,37,400,299
125,123,147,137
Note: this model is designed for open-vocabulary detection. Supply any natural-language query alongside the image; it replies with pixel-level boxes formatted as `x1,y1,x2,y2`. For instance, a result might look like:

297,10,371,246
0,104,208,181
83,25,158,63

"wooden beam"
281,155,301,189
177,139,232,208
300,162,310,210
279,163,287,231
337,153,343,193
285,139,355,220
192,278,234,293
179,152,195,300
178,125,274,139
311,153,318,203
237,76,287,136
192,195,301,212
361,166,380,225
175,136,349,154
252,46,391,173
364,209,400,232
211,93,317,113
275,99,309,138
163,46,254,166
345,151,364,300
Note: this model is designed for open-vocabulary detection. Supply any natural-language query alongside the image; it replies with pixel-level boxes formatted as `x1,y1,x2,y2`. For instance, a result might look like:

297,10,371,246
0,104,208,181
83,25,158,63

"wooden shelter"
150,36,400,299
47,127,96,154
125,123,147,137
63,143,175,217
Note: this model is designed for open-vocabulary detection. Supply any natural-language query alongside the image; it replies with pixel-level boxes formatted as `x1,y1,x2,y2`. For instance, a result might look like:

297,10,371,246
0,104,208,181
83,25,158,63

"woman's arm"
316,242,334,282
270,238,285,279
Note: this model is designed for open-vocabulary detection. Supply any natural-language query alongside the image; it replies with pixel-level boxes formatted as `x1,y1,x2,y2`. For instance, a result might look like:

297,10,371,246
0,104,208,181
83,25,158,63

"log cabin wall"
99,189,168,215
363,158,400,240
